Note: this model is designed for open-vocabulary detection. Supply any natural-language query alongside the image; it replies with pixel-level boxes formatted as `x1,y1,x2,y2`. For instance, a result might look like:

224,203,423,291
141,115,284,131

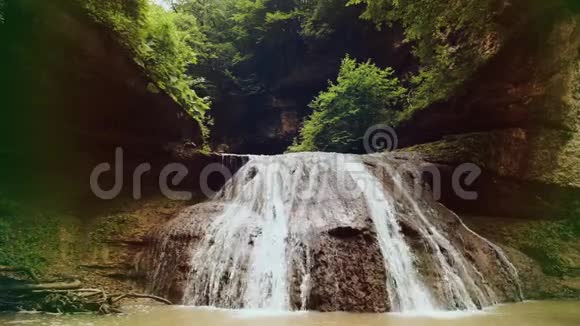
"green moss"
401,133,492,167
0,198,71,274
519,223,570,276
511,201,580,277
402,128,580,188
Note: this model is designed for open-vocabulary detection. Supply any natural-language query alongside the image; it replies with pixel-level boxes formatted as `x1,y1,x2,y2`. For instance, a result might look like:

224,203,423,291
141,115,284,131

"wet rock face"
407,204,521,307
364,155,523,309
139,153,522,312
302,229,390,312
138,203,225,304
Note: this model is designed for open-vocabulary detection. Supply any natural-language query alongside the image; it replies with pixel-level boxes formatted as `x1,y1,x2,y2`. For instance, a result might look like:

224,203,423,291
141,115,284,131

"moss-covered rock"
402,128,580,188
0,198,76,274
464,215,580,299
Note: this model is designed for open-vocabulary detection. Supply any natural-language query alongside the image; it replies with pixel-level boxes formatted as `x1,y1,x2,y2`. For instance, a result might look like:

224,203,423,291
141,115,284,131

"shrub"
289,56,406,153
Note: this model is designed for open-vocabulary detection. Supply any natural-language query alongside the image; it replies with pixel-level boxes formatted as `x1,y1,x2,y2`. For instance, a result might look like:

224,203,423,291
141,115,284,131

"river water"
1,301,579,326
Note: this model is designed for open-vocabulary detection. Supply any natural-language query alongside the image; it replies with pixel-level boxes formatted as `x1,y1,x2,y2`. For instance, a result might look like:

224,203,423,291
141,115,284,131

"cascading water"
143,152,522,312
346,160,437,311
184,156,292,310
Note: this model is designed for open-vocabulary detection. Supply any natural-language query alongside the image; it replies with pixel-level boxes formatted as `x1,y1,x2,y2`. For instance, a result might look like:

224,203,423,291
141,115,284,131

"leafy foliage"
289,56,406,152
176,0,322,95
78,0,535,153
300,0,353,40
349,0,500,115
83,0,210,136
172,0,239,81
227,0,305,92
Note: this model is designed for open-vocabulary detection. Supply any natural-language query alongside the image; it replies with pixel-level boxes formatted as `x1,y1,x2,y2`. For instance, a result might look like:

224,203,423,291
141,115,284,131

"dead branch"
32,288,103,293
0,280,82,292
0,277,172,314
111,293,172,305
31,288,104,297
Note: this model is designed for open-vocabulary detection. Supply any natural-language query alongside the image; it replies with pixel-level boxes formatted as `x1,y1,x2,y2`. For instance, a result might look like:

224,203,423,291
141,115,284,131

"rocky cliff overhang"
0,0,203,203
393,2,580,218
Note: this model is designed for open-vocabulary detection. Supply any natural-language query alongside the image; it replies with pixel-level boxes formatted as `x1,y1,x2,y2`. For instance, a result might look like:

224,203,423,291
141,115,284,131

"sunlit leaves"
349,0,499,113
290,56,406,153
82,0,210,134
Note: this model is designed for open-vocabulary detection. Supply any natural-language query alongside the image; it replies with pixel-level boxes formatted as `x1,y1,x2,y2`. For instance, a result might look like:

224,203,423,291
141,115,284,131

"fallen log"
0,280,82,292
33,288,103,294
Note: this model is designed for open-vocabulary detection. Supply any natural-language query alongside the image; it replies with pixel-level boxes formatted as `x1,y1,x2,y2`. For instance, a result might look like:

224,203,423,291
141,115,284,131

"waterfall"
184,156,292,310
145,152,522,312
346,160,437,311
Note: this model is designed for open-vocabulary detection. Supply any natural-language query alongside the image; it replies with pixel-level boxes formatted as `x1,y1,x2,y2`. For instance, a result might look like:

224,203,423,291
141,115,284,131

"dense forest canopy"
78,0,508,152
2,0,577,153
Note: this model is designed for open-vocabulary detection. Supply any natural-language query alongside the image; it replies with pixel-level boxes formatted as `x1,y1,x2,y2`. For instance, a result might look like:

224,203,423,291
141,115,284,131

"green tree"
140,5,209,118
171,0,239,73
349,0,499,114
290,56,406,153
300,0,354,40
83,0,210,136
